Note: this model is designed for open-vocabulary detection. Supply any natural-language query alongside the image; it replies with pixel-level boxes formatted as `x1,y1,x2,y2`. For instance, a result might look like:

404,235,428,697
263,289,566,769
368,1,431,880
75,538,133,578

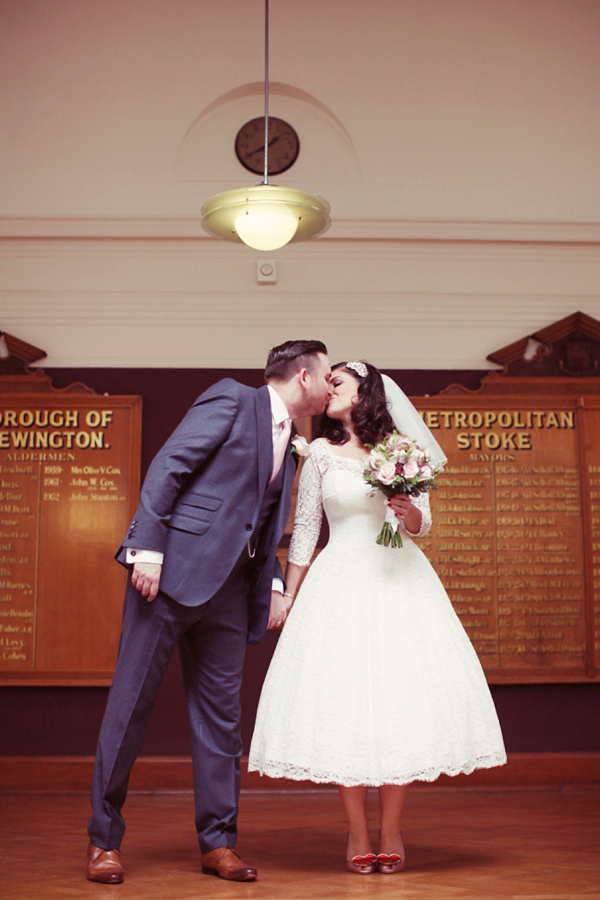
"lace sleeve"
404,491,432,539
287,445,325,566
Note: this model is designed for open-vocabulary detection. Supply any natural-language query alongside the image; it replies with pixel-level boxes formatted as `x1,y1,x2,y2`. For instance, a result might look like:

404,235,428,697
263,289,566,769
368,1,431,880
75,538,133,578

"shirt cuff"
272,578,284,595
126,548,164,565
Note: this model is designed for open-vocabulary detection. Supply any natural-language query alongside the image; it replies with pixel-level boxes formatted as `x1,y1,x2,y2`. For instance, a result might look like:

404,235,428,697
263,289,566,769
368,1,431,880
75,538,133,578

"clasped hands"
267,590,293,630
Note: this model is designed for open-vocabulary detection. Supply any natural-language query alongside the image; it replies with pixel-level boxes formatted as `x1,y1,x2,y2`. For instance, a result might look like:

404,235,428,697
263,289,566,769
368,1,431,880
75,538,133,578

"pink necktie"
270,418,292,484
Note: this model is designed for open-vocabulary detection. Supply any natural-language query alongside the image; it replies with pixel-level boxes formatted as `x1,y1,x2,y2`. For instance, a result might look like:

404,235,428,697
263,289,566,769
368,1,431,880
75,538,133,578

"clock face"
235,117,300,176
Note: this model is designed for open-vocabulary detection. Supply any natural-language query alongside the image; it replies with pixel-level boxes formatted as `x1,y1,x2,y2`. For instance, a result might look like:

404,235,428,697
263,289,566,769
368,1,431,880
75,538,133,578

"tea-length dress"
249,438,506,786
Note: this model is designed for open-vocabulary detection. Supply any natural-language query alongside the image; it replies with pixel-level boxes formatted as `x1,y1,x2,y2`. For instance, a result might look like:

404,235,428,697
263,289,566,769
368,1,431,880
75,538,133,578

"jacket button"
130,550,137,556
245,523,252,532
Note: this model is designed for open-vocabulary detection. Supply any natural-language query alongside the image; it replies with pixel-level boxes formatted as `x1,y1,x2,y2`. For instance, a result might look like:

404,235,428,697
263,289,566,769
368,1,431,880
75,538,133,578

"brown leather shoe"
87,842,124,883
201,846,257,881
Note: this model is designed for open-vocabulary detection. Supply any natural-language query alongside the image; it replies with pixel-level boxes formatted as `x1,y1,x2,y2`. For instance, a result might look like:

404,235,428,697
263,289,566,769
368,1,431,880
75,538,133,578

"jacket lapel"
255,385,273,491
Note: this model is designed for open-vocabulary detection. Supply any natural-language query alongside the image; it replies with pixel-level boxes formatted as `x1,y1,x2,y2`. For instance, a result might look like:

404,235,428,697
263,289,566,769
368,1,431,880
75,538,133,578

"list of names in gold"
0,398,140,679
590,465,600,669
0,460,37,666
418,402,587,681
422,463,497,664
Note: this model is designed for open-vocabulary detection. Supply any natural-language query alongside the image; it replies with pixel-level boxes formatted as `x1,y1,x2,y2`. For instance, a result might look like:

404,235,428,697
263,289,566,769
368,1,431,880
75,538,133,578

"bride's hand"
267,591,288,630
388,495,422,534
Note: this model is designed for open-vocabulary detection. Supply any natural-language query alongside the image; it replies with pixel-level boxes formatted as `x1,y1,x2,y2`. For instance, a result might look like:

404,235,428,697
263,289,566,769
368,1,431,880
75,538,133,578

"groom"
87,340,331,884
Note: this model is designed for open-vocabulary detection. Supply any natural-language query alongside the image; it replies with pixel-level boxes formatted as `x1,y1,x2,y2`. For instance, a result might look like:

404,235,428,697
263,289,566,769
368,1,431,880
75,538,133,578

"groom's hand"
267,591,288,630
131,562,162,602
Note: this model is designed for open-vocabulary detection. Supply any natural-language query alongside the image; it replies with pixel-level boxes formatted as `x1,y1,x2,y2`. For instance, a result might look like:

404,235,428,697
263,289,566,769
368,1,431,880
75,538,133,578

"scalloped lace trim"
251,754,507,787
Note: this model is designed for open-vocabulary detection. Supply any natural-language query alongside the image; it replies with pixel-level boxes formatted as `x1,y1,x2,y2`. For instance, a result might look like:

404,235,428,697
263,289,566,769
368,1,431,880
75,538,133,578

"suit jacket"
116,379,296,643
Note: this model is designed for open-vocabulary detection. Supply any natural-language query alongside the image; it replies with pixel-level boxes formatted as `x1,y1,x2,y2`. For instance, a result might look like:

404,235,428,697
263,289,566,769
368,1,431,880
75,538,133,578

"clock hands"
243,133,282,161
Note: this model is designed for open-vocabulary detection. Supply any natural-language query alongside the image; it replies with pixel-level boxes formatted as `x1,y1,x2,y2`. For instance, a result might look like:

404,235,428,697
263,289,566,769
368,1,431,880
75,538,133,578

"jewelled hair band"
346,361,368,378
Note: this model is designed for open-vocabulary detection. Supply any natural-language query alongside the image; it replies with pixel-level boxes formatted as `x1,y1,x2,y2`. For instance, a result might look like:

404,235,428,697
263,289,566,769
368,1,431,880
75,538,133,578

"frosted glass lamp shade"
234,210,298,251
201,184,330,250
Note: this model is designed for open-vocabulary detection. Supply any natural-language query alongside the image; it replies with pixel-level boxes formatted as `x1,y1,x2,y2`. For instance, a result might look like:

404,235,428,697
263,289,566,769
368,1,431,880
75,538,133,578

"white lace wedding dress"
249,438,506,786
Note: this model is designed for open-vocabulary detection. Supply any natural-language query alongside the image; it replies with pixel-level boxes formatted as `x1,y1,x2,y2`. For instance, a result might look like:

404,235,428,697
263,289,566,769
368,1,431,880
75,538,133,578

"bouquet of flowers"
363,432,444,548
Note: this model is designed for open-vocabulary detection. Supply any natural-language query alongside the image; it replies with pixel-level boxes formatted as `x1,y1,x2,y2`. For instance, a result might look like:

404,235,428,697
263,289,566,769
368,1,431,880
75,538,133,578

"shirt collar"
267,385,290,426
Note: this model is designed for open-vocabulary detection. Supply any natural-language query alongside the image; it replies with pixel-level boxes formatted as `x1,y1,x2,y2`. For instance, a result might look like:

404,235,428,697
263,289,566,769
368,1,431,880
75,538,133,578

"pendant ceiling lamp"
201,0,330,252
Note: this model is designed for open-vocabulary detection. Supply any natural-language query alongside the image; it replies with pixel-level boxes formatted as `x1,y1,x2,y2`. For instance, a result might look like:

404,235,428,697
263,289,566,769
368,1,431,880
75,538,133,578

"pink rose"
377,460,397,485
403,459,419,479
418,465,432,480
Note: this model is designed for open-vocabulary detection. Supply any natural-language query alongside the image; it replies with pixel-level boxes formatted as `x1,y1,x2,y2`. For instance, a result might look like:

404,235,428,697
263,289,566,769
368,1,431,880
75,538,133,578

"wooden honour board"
0,394,141,685
414,392,600,683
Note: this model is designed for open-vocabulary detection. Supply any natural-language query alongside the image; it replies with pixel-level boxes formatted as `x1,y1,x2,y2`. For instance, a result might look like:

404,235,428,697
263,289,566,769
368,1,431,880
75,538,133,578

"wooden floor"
2,787,599,900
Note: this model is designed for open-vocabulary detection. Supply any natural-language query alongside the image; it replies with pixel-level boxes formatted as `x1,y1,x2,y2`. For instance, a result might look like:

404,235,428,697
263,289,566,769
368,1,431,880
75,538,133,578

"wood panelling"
1,753,599,793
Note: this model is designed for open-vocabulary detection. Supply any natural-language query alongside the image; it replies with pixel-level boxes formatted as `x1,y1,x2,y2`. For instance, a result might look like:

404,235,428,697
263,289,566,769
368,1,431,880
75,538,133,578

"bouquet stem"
376,521,404,548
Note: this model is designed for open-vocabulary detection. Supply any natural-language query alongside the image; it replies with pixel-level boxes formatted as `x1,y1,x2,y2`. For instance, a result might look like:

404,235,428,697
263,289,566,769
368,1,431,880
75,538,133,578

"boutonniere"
290,435,311,463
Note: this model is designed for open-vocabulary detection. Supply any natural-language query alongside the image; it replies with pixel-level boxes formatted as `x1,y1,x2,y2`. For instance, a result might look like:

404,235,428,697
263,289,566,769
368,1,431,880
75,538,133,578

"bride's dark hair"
318,361,395,446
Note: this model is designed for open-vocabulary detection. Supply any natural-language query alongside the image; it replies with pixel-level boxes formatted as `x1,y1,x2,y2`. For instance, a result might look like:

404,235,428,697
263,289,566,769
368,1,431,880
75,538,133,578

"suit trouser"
88,563,249,853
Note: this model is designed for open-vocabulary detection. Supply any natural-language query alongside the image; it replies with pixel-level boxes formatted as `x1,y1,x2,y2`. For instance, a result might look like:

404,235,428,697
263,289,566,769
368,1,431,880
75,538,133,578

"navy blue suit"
88,380,296,852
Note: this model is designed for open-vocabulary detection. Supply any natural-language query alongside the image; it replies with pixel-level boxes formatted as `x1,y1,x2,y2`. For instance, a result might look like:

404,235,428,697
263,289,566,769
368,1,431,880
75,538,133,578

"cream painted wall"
1,0,599,368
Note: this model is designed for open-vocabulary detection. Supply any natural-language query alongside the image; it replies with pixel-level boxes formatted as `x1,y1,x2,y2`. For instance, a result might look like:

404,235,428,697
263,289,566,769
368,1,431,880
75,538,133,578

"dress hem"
247,754,508,788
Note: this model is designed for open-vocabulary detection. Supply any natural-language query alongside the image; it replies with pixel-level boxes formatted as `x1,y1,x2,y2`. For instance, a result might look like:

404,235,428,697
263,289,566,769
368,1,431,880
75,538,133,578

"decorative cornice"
3,292,598,327
1,217,600,244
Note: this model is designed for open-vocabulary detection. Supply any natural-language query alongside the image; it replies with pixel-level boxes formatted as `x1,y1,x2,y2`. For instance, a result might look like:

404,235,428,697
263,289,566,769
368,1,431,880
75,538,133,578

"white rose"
418,465,432,481
369,450,387,470
291,436,311,457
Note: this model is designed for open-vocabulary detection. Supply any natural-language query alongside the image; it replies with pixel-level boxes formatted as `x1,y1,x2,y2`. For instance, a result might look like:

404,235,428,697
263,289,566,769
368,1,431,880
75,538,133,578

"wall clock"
235,116,300,176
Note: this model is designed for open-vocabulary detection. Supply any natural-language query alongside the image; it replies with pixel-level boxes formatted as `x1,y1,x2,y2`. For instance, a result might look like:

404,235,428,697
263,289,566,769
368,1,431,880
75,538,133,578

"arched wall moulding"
173,82,361,184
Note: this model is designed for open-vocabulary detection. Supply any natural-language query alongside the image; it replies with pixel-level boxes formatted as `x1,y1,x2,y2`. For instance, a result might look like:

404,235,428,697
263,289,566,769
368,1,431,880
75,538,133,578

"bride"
249,361,506,875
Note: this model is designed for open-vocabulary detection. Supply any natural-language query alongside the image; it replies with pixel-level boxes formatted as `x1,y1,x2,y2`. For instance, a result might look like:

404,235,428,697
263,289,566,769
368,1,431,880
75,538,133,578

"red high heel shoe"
377,830,406,873
347,853,377,875
376,851,405,874
345,833,376,874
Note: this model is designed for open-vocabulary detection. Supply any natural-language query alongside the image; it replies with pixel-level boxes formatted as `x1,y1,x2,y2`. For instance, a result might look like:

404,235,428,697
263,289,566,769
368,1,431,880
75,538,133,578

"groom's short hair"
265,340,328,382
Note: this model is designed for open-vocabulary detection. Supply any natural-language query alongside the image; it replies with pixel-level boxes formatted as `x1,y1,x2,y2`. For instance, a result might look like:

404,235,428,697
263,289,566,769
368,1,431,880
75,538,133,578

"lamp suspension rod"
263,0,270,185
